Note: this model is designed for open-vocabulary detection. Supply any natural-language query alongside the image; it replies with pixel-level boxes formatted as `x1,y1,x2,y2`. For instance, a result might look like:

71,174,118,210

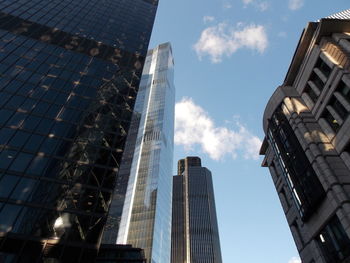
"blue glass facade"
0,0,158,262
102,43,175,263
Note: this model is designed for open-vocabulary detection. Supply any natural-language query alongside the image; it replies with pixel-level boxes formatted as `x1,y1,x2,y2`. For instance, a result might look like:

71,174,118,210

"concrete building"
260,10,350,263
0,0,158,262
171,157,222,263
102,43,175,263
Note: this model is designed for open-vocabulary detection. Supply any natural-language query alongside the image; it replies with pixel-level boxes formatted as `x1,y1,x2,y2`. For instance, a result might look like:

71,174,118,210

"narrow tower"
102,43,175,263
171,157,222,263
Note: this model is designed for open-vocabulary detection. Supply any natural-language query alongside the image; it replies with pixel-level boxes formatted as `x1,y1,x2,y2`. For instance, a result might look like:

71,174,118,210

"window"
0,128,15,145
8,130,31,149
268,107,325,220
0,204,22,233
10,177,37,201
304,83,318,103
337,80,350,104
323,108,340,132
9,152,33,172
317,215,350,263
315,57,332,78
0,149,17,170
329,97,348,120
310,71,325,90
0,174,21,198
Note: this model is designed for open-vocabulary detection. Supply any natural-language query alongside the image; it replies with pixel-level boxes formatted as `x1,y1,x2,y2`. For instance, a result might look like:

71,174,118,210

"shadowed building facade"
0,0,158,262
102,43,175,263
171,157,222,263
260,10,350,263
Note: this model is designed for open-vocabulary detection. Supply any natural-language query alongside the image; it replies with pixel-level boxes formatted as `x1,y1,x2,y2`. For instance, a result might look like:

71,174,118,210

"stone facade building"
260,10,350,263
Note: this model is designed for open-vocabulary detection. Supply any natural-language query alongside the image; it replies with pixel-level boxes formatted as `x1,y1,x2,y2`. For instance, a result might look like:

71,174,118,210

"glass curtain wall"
103,42,175,263
0,0,158,261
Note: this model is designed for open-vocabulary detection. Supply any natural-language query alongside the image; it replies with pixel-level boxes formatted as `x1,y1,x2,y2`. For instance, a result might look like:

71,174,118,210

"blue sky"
149,1,349,262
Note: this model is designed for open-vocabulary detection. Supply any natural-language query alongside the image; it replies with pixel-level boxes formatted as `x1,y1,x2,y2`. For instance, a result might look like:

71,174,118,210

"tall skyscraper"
171,157,222,263
102,42,175,263
260,10,350,263
0,0,158,262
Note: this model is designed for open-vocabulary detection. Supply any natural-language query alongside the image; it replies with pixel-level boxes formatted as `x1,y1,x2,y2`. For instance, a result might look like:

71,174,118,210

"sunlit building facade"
260,11,350,263
102,42,175,263
171,157,222,263
0,0,158,262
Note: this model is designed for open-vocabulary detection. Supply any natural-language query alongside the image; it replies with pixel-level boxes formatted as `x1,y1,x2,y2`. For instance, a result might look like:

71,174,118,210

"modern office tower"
171,157,222,263
102,42,175,263
260,10,350,263
0,0,158,262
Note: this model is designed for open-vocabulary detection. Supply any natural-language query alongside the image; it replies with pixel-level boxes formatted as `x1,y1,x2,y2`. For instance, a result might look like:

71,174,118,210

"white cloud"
288,257,301,263
193,22,268,63
288,0,303,10
242,0,270,11
175,98,262,161
203,16,215,23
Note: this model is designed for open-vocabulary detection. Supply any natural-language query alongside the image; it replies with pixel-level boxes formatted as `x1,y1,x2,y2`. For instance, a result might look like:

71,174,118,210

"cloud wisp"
203,16,215,23
288,257,301,263
193,22,268,63
223,2,232,9
242,0,270,11
175,98,262,161
288,0,303,10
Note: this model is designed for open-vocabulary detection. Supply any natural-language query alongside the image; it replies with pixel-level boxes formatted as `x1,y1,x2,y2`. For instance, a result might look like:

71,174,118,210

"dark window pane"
3,79,23,93
46,104,62,119
268,107,325,220
23,134,45,152
0,149,17,169
26,155,49,175
19,98,37,111
0,174,21,198
0,128,15,145
32,101,50,115
17,83,35,96
51,121,73,137
5,95,26,109
9,153,33,172
55,92,69,105
39,137,60,155
22,115,41,131
0,92,11,107
8,130,31,148
11,177,37,201
318,216,350,263
0,204,22,233
6,112,26,127
30,86,46,99
315,57,332,78
0,109,14,125
36,118,54,134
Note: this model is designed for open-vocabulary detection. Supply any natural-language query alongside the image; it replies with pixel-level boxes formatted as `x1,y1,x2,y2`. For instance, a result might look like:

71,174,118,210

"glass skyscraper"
0,0,158,262
172,157,222,263
102,42,175,263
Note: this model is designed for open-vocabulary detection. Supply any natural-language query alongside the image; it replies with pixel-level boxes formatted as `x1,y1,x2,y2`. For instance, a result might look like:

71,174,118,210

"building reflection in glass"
0,0,158,261
102,43,175,263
